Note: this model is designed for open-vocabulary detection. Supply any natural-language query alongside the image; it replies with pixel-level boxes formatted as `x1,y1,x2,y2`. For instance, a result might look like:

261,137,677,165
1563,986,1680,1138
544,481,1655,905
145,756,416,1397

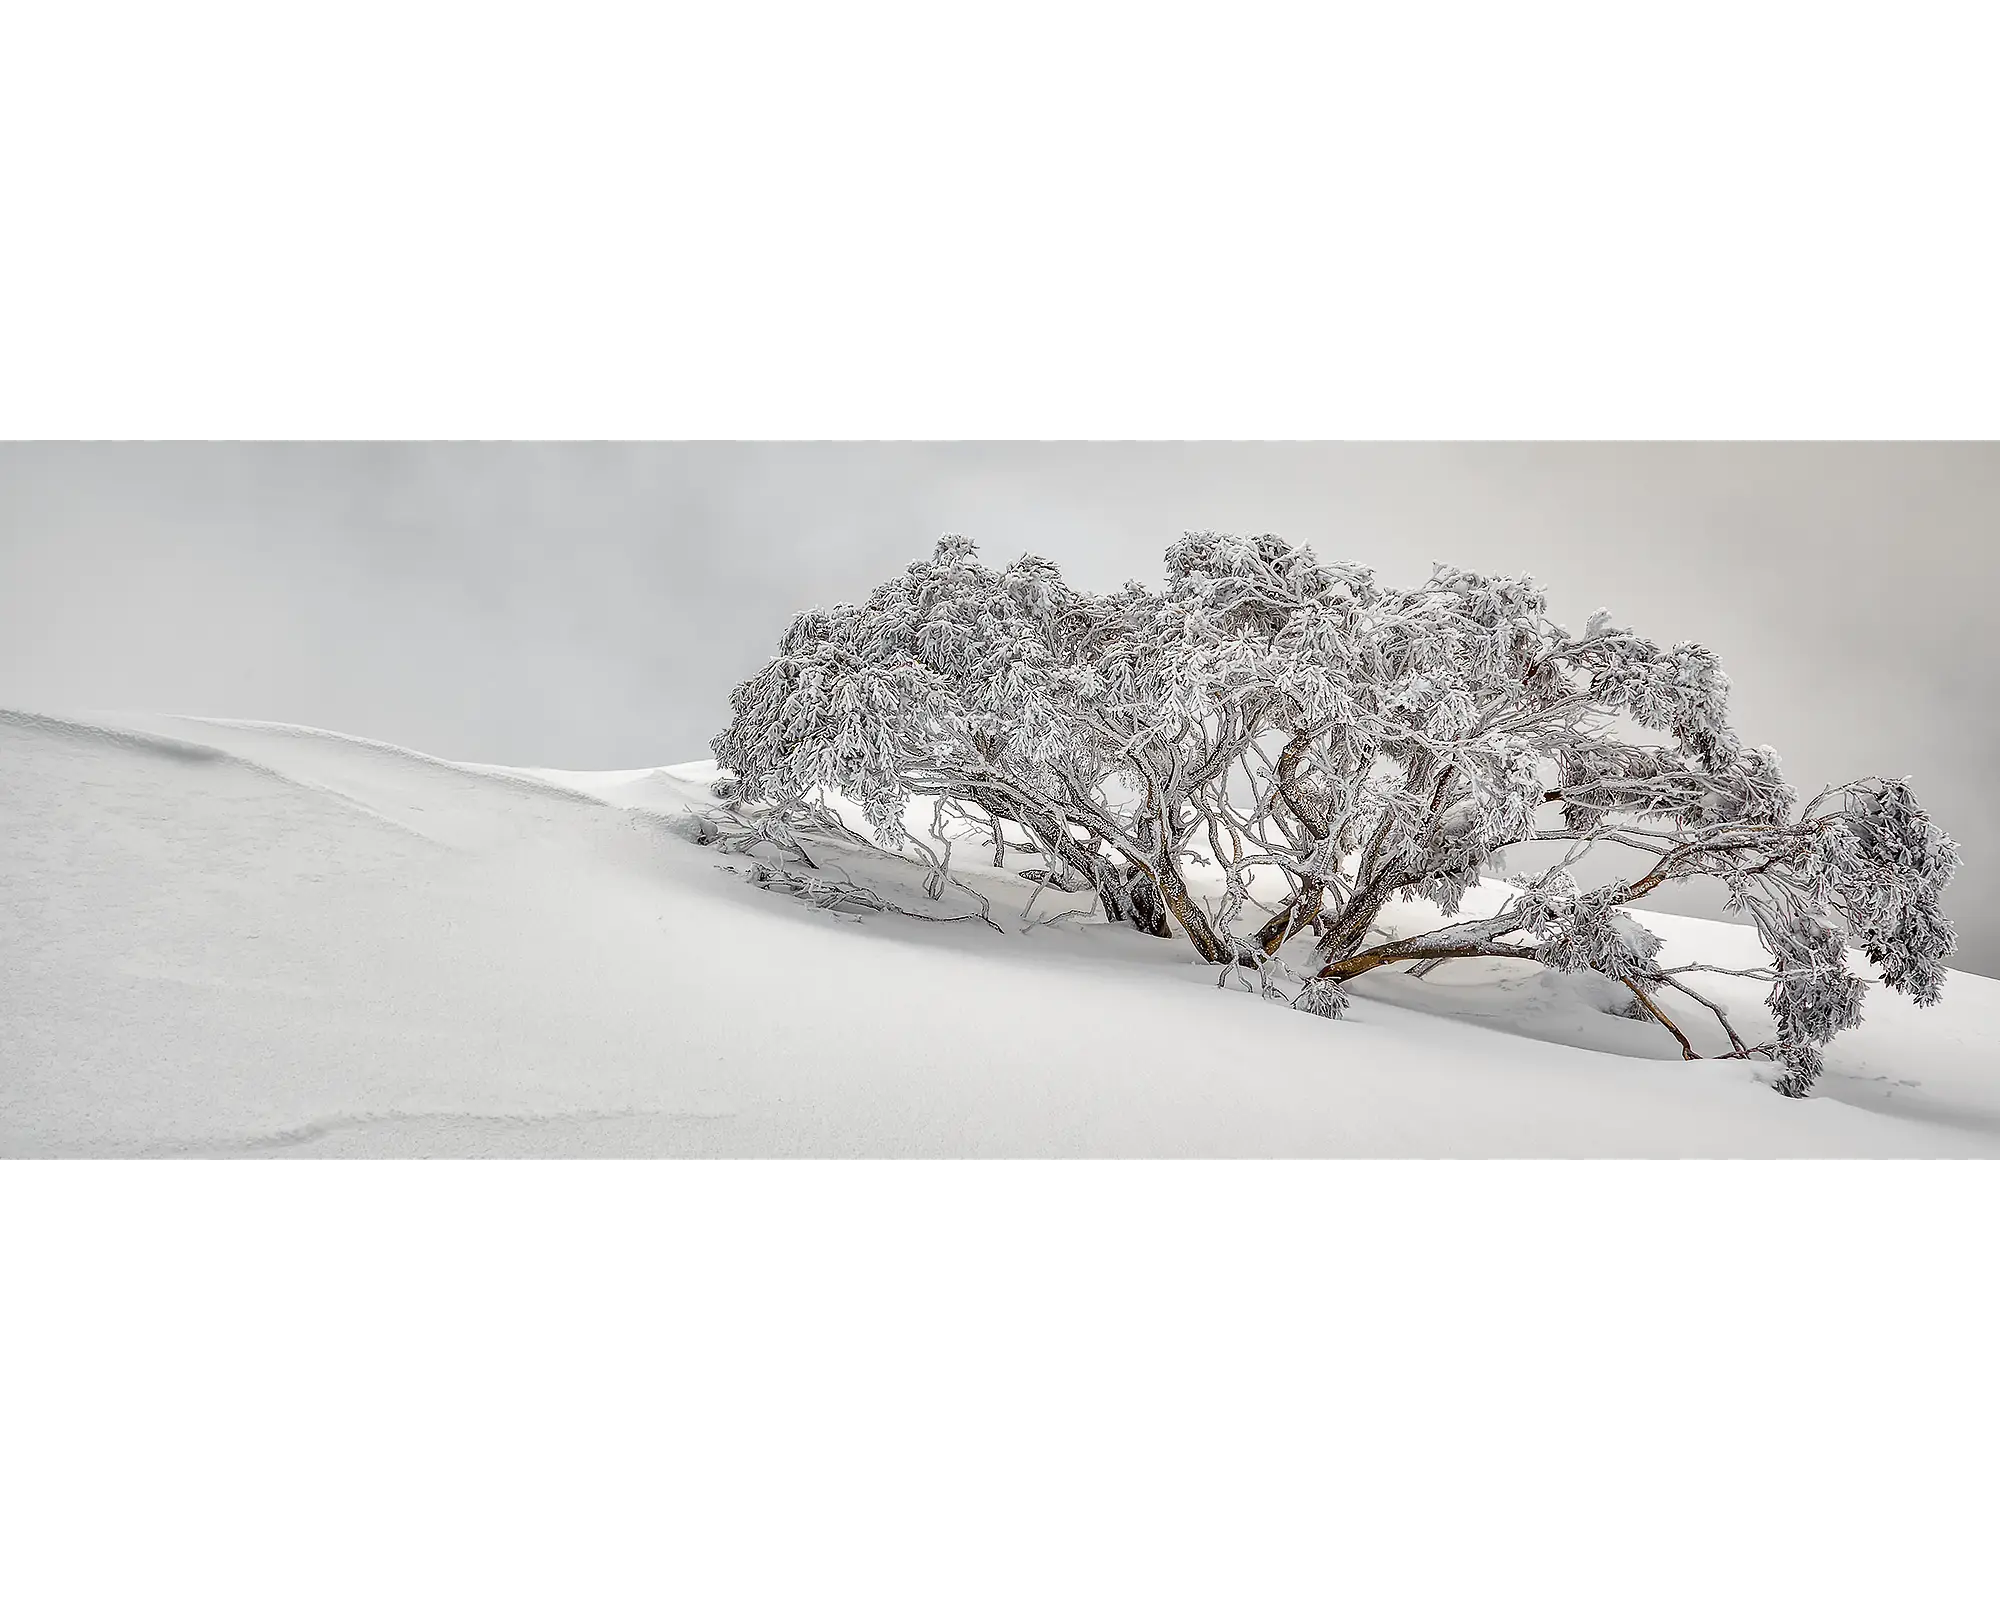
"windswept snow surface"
4,706,1998,1157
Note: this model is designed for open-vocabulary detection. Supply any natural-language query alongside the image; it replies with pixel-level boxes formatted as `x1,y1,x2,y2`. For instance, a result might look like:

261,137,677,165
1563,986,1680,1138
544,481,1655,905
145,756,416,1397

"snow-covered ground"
4,705,1997,1157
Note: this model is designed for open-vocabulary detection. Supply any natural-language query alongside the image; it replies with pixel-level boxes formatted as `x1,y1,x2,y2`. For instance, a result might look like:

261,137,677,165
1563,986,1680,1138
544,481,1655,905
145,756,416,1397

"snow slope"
4,705,1997,1157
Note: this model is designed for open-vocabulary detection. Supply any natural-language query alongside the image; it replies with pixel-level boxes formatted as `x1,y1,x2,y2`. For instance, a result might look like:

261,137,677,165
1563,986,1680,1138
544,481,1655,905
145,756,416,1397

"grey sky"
3,443,1996,975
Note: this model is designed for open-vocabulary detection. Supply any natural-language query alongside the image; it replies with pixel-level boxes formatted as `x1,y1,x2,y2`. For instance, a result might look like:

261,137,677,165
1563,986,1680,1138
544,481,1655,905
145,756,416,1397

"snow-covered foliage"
712,534,1959,1094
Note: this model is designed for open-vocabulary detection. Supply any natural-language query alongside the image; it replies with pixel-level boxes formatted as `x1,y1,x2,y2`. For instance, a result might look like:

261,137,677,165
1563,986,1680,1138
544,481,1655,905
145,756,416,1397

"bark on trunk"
1318,943,1540,983
1316,882,1392,966
990,798,1130,926
1257,730,1337,955
1150,852,1231,964
1124,865,1173,938
1256,882,1325,956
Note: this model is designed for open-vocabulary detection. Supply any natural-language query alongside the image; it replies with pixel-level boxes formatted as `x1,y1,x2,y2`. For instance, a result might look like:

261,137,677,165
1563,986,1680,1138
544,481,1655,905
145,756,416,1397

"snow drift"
3,706,1996,1157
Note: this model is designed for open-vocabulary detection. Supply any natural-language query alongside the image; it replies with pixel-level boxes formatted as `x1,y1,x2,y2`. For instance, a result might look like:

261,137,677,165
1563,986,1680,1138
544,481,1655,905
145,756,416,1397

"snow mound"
4,707,1996,1157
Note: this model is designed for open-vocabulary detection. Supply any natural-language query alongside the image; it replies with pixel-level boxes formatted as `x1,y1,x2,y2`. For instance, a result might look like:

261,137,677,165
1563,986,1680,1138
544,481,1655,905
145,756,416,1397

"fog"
4,443,1995,973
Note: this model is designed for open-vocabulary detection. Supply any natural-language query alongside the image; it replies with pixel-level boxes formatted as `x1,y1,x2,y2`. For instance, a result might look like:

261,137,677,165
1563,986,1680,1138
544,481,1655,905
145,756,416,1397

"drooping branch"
1622,980,1699,1060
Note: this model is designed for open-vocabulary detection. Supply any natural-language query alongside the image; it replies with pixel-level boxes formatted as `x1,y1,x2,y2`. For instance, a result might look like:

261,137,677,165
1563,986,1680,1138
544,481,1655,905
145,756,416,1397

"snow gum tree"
712,534,1959,1096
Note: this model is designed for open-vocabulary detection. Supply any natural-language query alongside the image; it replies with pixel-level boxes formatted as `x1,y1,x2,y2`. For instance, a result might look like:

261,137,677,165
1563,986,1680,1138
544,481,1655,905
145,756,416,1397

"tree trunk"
1319,943,1540,983
1316,882,1392,966
1257,730,1336,955
1149,852,1231,964
1256,881,1325,955
988,798,1131,926
1123,864,1172,937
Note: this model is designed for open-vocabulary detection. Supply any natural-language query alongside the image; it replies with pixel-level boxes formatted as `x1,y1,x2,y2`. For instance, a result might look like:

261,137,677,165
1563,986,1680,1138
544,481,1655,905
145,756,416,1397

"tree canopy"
712,534,1959,1096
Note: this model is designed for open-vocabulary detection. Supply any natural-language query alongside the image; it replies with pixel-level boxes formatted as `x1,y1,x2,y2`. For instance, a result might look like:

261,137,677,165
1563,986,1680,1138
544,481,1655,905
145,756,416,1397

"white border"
4,3,1996,438
7,5,1996,1594
7,1162,1996,1596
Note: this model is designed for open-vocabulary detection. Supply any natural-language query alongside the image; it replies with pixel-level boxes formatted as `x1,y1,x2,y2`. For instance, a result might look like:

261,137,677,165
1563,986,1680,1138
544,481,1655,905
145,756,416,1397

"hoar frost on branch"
710,534,1959,1097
